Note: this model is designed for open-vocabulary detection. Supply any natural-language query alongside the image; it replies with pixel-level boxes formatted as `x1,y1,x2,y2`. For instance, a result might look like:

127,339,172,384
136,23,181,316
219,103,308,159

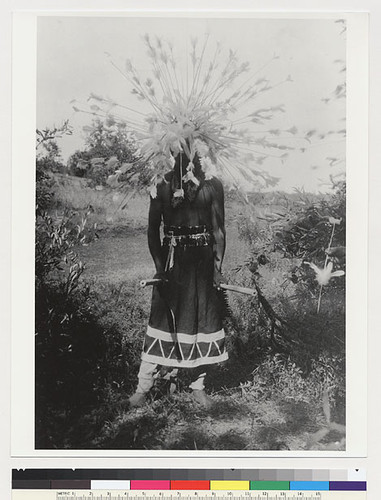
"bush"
36,160,56,212
230,183,346,391
274,182,346,262
35,208,97,447
35,278,150,448
34,208,151,448
67,118,145,188
36,121,72,211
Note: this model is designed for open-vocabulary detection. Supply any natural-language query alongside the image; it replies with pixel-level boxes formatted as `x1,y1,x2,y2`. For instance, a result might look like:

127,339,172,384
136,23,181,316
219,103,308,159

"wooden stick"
140,279,256,296
219,283,256,296
140,278,162,287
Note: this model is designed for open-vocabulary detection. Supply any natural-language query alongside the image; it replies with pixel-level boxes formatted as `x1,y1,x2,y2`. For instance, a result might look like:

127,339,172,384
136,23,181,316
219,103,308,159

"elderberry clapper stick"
140,278,256,296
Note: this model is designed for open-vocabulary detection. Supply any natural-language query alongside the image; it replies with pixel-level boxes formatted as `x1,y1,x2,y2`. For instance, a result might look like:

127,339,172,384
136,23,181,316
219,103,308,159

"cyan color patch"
290,481,329,490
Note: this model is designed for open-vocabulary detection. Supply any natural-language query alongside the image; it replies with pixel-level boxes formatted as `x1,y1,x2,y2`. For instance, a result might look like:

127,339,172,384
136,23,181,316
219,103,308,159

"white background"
1,0,380,499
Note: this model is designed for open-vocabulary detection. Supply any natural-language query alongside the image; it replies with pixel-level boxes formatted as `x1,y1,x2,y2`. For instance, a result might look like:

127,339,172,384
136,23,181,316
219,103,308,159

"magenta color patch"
131,481,170,490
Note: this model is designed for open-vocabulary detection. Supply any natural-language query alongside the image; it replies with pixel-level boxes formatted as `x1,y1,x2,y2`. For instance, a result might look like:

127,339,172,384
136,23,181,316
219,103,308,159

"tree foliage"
36,121,73,211
67,118,148,189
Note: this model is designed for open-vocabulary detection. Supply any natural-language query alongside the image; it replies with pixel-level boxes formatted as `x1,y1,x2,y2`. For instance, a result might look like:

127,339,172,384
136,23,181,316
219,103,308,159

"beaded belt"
163,225,212,270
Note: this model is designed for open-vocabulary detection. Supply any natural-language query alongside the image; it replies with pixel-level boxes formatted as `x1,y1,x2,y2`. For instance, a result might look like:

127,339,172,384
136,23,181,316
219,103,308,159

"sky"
37,15,346,193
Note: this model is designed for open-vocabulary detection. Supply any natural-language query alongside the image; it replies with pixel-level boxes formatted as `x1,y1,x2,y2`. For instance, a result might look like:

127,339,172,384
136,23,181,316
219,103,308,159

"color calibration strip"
12,480,367,491
12,470,366,492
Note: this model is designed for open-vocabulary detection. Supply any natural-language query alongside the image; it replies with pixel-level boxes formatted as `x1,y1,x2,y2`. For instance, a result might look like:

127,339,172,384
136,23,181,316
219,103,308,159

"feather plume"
81,34,295,192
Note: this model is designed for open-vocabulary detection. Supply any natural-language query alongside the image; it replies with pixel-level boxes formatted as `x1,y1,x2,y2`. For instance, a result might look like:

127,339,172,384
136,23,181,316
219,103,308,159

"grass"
51,172,148,230
35,175,346,450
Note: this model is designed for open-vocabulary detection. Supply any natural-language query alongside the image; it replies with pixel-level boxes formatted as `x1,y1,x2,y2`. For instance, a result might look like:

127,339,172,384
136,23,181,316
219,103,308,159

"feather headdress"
74,34,296,193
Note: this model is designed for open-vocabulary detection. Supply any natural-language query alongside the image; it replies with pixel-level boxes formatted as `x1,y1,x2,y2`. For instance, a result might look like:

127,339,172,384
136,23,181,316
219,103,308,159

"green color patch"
250,481,290,490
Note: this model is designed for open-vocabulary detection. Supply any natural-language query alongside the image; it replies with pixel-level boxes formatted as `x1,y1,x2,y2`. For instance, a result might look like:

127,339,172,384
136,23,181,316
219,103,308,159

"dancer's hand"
153,271,168,284
213,268,223,289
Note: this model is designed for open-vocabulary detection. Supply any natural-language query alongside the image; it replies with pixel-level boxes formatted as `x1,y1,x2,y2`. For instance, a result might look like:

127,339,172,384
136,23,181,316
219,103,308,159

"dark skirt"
142,242,228,368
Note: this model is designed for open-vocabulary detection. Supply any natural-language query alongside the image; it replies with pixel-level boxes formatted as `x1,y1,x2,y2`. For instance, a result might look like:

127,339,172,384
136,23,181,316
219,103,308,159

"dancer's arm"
147,193,164,276
210,178,226,285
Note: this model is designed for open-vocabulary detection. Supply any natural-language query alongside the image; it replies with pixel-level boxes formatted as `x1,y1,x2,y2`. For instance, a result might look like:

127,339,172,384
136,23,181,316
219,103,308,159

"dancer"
129,152,227,408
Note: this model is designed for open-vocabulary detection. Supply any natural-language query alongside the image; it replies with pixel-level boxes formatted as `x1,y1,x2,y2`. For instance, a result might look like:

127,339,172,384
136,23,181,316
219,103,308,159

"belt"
164,224,211,236
163,225,212,270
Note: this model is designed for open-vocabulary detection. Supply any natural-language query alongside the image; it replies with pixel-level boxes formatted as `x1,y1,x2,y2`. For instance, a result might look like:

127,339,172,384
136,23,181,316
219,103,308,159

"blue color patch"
290,481,330,491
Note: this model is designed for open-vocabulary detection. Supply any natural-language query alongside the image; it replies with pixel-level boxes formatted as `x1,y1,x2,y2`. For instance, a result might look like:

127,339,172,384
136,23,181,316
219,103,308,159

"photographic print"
30,13,354,452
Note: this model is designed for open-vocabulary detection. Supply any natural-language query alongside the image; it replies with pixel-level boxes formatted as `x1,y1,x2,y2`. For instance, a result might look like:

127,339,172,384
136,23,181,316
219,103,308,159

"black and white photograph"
30,13,353,452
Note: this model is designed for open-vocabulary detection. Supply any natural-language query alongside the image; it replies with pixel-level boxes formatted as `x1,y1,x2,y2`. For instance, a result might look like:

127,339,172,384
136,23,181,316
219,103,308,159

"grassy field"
35,174,346,450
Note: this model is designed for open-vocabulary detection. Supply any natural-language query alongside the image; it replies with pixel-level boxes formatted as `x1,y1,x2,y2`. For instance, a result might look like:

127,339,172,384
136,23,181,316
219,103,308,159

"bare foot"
192,389,213,409
129,392,147,408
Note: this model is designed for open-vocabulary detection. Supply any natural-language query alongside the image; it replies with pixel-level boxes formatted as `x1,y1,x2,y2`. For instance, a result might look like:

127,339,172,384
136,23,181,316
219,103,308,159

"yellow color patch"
210,481,250,490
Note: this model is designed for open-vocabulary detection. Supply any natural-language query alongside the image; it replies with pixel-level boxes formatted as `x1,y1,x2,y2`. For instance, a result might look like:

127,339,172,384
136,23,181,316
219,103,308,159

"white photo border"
11,10,368,457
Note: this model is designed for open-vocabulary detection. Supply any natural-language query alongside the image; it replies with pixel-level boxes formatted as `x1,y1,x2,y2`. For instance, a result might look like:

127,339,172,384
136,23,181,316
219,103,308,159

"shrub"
274,182,346,262
36,121,72,211
34,207,150,448
230,183,346,379
67,118,145,188
36,159,56,212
